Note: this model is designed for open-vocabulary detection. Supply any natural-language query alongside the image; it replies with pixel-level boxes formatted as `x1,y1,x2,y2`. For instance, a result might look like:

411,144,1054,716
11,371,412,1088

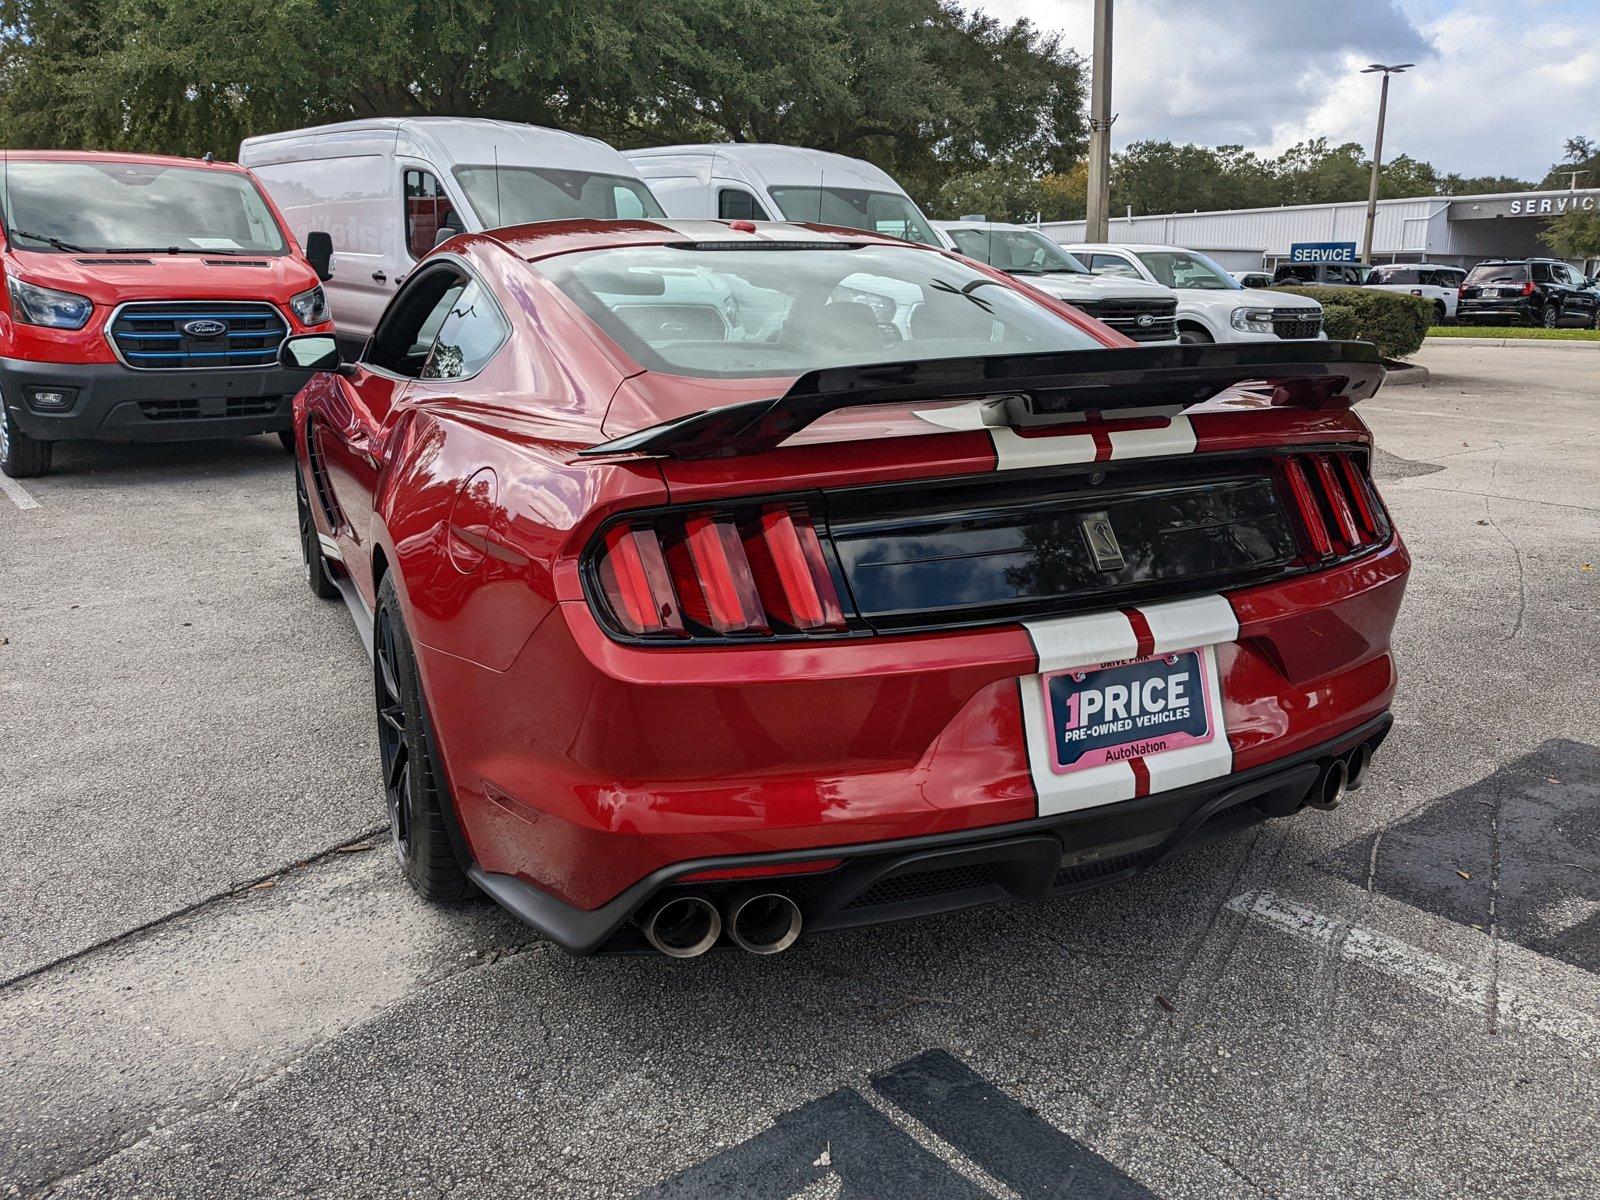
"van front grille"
110,301,287,370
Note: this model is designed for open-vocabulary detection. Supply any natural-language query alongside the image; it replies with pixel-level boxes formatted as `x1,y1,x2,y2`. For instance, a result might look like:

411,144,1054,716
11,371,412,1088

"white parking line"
1227,889,1600,1049
0,474,40,510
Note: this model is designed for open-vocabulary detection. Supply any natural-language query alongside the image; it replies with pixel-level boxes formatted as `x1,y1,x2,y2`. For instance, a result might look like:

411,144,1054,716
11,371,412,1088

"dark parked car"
1273,262,1373,287
1457,259,1600,328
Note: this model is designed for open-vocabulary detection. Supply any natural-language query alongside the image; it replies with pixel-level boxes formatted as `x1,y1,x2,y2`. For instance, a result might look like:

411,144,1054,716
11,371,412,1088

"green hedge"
1272,285,1431,360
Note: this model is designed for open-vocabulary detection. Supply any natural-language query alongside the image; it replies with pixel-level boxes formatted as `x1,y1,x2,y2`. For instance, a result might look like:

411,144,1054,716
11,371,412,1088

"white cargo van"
240,117,665,346
623,144,948,249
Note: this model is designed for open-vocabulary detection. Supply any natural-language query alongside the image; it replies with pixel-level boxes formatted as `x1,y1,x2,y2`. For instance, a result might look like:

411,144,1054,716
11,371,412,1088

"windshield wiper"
8,230,101,253
111,246,251,255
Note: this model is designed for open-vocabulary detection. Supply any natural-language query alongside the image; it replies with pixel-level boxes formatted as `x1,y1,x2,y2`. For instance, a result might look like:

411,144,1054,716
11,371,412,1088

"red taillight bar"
1312,454,1361,550
1283,457,1333,559
684,514,768,634
597,525,684,636
756,506,846,631
1334,454,1380,539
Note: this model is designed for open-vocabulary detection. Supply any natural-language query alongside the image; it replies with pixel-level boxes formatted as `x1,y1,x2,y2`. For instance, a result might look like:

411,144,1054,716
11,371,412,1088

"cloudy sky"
972,0,1600,180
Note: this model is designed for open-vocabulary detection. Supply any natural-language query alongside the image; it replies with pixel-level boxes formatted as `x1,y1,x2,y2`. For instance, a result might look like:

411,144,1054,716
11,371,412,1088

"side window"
404,169,462,259
1089,253,1139,278
613,185,648,220
718,188,768,220
1551,264,1574,285
365,267,469,378
421,279,511,381
1532,262,1553,283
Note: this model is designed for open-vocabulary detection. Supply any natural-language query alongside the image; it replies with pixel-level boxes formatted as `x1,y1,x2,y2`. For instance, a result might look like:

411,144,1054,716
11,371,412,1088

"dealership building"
1039,187,1600,274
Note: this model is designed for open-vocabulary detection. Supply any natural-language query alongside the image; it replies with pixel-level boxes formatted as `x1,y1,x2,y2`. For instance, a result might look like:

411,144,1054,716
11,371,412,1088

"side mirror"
279,333,342,372
305,231,334,282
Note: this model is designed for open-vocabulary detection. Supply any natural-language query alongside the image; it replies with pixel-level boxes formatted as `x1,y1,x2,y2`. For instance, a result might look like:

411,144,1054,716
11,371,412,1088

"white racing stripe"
1228,890,1600,1049
0,474,40,511
1106,414,1197,460
991,427,1098,471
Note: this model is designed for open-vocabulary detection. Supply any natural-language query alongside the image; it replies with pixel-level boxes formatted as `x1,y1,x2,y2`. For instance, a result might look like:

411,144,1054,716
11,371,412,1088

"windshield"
452,166,665,228
1465,262,1530,285
0,160,286,254
766,187,941,247
542,243,1105,378
1132,250,1241,290
947,228,1087,275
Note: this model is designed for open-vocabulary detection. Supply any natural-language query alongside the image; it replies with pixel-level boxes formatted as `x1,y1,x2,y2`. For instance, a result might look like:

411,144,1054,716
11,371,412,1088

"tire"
295,464,341,600
1542,304,1560,329
1178,325,1214,345
1590,308,1599,331
278,429,296,453
374,573,471,901
0,403,52,479
1433,301,1447,326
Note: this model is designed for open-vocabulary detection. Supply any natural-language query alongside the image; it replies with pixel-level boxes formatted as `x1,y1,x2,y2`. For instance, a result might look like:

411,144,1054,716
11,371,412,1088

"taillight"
1283,452,1389,563
589,500,850,641
1522,280,1536,296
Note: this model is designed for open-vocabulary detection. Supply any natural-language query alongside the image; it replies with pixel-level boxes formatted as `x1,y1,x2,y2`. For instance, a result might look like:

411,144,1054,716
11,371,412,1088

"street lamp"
1360,63,1413,265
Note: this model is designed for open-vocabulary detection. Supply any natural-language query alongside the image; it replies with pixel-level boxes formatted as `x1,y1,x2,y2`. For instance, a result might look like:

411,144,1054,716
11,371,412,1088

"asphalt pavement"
2,340,1596,1199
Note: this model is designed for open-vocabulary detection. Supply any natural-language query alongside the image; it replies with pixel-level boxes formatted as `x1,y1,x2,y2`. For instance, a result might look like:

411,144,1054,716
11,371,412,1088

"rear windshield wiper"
7,230,101,253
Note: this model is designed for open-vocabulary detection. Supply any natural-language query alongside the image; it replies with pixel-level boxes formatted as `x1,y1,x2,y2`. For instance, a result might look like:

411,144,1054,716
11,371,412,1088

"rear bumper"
419,535,1409,926
473,712,1392,954
1,355,302,443
1458,300,1536,324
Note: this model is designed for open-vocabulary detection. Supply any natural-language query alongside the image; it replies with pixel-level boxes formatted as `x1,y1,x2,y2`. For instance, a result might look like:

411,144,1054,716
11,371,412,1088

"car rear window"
1465,263,1530,285
541,242,1106,378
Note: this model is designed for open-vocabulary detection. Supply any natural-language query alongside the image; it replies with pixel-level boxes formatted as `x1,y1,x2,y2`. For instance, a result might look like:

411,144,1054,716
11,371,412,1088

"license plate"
1042,651,1213,774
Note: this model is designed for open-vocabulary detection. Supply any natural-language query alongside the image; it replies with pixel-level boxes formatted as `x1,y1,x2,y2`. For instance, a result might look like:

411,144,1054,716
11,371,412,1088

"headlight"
1230,307,1276,334
288,285,329,326
7,277,93,330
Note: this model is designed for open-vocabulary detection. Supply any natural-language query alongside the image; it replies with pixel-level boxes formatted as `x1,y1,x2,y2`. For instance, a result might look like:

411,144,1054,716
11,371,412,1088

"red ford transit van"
0,151,336,478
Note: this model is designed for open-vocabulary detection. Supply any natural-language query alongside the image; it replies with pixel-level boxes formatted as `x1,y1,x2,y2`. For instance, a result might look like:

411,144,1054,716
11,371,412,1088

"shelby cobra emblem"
183,319,228,338
1079,511,1126,571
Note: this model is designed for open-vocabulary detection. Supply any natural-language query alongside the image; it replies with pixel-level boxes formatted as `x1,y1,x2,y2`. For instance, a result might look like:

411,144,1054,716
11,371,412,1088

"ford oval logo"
1135,313,1154,327
183,319,227,338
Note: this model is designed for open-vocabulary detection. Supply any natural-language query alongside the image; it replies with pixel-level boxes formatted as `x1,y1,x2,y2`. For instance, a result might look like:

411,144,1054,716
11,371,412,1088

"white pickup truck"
1363,263,1466,324
1062,243,1325,345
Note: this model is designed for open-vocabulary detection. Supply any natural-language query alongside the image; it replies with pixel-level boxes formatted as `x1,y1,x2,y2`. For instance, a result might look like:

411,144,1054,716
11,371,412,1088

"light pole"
1360,63,1412,265
1084,0,1114,243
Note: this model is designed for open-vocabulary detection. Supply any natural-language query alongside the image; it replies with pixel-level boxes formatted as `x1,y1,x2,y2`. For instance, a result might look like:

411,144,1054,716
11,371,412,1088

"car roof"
623,144,904,192
483,218,929,262
0,149,251,174
935,220,1044,233
240,117,635,176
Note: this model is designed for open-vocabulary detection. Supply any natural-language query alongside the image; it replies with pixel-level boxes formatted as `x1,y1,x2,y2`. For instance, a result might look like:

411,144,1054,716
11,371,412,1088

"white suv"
1061,243,1325,345
938,221,1180,344
1365,264,1466,324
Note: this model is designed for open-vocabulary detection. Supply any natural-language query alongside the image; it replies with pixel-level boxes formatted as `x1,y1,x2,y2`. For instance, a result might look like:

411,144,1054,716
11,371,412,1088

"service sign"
1289,242,1358,263
1449,191,1600,220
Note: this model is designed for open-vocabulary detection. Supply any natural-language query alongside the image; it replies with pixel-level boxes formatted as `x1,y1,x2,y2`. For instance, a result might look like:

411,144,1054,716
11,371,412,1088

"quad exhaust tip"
1346,744,1373,792
1312,758,1349,811
727,892,803,956
642,895,721,959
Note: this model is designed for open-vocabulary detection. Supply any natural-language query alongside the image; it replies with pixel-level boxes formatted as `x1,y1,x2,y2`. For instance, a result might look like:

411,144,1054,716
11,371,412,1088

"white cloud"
972,0,1600,179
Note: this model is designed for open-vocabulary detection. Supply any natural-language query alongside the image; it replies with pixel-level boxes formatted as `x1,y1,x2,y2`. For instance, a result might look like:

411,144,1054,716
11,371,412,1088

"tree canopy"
0,0,1084,204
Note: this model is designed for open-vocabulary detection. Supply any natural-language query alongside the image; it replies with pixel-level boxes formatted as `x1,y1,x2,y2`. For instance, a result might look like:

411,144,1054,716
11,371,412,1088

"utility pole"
1360,63,1412,265
1084,0,1114,243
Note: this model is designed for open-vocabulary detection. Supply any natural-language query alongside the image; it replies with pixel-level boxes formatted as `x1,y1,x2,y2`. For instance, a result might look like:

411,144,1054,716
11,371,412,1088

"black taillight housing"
587,499,851,642
1281,450,1390,564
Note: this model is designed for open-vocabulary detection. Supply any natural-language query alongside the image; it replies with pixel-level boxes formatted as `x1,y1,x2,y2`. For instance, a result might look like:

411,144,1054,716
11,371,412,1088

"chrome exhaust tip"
1311,759,1349,811
727,892,803,955
641,895,721,959
1345,744,1373,792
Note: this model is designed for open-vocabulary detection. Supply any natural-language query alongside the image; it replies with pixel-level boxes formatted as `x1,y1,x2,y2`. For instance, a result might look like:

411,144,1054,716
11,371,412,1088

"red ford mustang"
280,219,1408,957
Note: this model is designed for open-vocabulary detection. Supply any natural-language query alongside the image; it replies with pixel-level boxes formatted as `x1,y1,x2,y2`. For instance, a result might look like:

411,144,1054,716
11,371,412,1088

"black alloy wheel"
1542,304,1560,328
373,574,471,901
295,465,341,600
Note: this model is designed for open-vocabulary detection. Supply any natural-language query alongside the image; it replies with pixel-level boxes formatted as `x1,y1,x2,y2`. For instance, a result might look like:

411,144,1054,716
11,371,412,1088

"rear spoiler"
582,339,1385,461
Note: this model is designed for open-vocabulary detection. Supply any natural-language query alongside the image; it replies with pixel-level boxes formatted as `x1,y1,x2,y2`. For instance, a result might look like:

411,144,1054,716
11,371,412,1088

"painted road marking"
639,1051,1159,1199
0,474,40,510
1227,890,1600,1050
872,1051,1159,1200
